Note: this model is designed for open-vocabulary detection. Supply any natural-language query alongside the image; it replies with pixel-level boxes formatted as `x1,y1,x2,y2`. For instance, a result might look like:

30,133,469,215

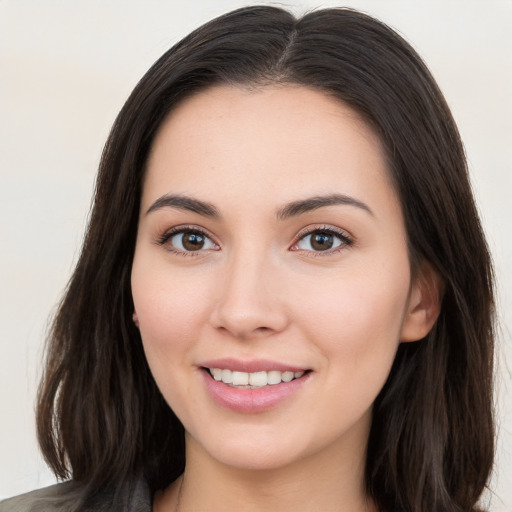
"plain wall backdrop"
1,0,511,509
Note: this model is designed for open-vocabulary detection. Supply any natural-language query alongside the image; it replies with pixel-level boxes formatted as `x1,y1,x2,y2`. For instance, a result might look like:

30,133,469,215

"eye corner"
155,225,220,256
290,225,354,255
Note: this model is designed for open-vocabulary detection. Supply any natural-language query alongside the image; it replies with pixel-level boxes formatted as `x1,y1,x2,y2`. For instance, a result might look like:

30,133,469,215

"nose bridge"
212,244,287,337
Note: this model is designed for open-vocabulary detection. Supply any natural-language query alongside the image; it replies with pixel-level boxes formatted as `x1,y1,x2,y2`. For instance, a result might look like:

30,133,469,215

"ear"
400,261,444,342
132,310,140,328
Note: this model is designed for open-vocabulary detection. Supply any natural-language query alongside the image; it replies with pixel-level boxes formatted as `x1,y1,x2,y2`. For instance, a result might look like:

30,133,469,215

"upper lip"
199,358,309,373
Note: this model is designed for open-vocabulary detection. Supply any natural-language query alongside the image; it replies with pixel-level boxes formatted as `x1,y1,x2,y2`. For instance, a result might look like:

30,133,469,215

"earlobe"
400,262,444,343
133,310,140,328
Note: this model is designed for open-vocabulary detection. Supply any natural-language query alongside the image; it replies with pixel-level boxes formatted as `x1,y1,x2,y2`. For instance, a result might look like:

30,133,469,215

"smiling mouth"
203,367,310,389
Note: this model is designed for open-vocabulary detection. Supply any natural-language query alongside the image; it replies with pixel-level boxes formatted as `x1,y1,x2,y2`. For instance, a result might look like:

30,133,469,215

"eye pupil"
311,233,334,251
182,233,205,251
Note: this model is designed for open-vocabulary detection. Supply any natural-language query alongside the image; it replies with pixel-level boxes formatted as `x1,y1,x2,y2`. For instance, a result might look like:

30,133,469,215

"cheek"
131,259,214,365
293,270,410,436
297,265,410,373
131,267,214,416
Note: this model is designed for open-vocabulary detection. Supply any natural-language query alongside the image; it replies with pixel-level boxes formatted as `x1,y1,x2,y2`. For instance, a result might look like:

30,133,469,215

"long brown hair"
37,6,495,511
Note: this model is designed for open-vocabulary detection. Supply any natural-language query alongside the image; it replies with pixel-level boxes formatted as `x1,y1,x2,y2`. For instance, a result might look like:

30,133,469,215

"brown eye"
310,233,334,251
294,229,350,253
167,230,218,253
182,232,205,251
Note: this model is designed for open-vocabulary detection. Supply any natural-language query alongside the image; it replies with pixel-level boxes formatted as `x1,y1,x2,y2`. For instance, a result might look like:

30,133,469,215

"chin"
211,446,303,472
188,426,316,471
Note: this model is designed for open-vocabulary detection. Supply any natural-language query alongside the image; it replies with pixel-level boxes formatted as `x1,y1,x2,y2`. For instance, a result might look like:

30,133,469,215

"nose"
210,250,289,340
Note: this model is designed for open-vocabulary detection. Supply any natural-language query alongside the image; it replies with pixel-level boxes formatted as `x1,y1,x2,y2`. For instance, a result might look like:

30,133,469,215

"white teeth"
281,371,294,382
248,371,267,387
267,370,282,385
232,371,249,386
221,369,233,384
208,368,306,388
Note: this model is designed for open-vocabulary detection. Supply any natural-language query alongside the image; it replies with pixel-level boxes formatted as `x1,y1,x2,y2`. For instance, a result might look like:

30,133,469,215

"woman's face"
131,85,431,471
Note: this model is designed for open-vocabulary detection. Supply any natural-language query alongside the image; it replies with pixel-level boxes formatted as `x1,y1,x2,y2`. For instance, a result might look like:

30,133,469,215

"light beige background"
1,0,511,509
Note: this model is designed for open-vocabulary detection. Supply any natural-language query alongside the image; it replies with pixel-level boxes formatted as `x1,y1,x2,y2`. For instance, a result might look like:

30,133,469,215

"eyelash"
155,224,354,257
291,225,354,257
156,225,219,257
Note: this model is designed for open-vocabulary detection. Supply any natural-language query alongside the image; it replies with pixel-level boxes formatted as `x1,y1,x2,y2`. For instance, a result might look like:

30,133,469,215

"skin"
131,85,441,512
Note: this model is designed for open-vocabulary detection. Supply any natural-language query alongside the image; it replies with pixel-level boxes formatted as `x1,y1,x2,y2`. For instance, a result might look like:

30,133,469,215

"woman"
0,5,494,512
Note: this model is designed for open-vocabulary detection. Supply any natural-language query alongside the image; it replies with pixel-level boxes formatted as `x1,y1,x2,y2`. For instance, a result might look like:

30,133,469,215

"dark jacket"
0,478,152,512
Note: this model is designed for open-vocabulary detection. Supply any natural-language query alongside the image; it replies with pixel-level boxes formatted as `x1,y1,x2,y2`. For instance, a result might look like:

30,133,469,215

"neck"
155,421,377,512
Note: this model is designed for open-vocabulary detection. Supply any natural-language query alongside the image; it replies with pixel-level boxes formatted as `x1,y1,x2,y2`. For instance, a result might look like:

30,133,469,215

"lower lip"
200,369,311,413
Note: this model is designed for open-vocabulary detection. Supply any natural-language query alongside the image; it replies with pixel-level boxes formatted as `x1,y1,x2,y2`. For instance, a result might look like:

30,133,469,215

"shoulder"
0,481,78,512
0,477,151,512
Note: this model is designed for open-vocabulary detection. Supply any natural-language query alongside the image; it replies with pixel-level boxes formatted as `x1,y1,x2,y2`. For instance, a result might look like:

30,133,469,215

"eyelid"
156,224,220,255
290,224,354,254
155,223,352,256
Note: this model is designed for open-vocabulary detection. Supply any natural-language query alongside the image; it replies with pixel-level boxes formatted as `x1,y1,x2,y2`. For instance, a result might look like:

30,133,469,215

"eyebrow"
276,194,373,220
146,194,219,218
145,192,372,220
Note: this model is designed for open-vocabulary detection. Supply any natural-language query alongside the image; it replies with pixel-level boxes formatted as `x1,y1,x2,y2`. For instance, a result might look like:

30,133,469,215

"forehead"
142,85,398,217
